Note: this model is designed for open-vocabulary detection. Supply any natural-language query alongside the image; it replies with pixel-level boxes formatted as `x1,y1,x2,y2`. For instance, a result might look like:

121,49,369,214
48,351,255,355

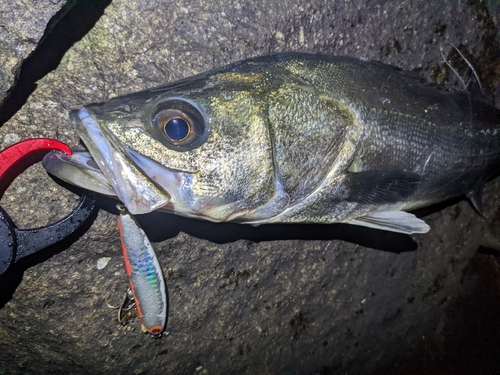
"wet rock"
0,0,499,373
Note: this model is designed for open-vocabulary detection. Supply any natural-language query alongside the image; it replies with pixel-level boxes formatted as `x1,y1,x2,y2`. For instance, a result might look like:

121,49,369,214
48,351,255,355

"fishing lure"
117,204,168,337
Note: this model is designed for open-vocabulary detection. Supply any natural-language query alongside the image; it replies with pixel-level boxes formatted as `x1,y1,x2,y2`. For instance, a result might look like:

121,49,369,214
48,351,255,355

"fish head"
44,67,281,220
44,55,360,222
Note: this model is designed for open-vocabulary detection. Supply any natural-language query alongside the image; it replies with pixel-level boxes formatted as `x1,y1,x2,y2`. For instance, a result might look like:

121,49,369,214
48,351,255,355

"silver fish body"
43,53,500,234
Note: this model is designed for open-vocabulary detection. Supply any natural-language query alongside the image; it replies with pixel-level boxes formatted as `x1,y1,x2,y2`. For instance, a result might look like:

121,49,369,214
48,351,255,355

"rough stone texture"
0,0,72,105
0,0,499,374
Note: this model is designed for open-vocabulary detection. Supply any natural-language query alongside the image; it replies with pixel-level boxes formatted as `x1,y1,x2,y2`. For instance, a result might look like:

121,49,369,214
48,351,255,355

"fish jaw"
42,150,117,197
67,107,172,215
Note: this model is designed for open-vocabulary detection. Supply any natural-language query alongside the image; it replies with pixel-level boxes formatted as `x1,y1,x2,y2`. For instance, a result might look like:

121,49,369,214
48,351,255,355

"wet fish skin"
45,53,500,234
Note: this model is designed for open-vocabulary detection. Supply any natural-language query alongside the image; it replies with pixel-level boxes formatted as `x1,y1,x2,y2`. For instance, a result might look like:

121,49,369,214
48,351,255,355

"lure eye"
152,100,207,151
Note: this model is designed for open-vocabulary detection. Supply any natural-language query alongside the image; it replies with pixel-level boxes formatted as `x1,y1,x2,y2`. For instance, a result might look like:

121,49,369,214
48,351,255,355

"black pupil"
165,118,189,141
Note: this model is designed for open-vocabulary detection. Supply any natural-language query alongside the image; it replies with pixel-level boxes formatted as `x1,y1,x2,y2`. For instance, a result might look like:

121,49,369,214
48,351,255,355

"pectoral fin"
346,171,421,205
348,211,430,234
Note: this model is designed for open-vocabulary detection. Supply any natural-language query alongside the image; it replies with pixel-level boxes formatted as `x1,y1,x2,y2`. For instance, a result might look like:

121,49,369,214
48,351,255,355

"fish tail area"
465,100,500,216
480,103,500,179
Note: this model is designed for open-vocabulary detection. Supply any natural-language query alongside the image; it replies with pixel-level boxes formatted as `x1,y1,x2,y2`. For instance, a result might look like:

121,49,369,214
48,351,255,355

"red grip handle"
0,138,71,200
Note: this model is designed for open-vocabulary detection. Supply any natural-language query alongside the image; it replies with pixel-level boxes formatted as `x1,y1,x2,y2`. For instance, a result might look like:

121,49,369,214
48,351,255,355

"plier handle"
0,139,98,275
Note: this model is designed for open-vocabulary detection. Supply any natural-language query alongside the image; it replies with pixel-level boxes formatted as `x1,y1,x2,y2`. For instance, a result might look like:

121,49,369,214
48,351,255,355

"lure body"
117,205,168,336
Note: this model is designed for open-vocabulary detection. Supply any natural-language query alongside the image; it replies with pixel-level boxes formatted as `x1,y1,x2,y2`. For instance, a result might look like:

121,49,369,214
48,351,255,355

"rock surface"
0,0,72,105
0,0,499,374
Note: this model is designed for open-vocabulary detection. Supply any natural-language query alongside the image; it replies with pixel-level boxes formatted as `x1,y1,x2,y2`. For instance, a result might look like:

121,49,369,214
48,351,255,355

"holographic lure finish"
117,204,168,337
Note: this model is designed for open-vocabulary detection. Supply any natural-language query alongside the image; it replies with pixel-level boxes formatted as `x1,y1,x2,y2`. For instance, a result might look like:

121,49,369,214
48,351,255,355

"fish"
42,52,500,234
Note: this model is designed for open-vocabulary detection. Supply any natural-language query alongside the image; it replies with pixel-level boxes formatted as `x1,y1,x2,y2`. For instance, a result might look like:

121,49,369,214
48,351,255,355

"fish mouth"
43,108,176,215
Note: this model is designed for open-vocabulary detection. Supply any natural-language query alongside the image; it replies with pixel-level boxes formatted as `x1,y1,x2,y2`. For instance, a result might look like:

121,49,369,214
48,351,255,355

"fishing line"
440,42,484,125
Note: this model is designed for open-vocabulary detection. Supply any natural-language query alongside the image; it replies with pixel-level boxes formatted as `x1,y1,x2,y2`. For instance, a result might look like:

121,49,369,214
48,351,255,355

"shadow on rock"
91,192,419,253
0,202,98,308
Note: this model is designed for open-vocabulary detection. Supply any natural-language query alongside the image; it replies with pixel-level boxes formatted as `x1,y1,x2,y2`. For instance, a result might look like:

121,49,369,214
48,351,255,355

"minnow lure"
117,204,168,337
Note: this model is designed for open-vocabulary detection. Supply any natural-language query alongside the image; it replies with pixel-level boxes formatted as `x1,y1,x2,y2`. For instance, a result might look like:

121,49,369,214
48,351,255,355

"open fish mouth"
42,108,174,215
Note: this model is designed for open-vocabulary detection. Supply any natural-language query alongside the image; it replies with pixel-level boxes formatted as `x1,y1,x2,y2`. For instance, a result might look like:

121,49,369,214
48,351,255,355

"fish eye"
152,99,207,151
165,117,190,141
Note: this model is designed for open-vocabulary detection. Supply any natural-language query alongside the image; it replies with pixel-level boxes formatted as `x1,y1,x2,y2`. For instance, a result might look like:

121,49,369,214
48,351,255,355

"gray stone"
0,0,499,373
0,0,72,105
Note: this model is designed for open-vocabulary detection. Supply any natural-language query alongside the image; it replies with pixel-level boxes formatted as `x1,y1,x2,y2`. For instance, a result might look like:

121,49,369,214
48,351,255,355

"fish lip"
70,108,113,176
68,107,173,214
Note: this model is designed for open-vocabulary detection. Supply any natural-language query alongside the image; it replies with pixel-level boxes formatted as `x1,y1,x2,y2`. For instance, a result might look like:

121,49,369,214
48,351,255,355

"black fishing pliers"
0,138,98,275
